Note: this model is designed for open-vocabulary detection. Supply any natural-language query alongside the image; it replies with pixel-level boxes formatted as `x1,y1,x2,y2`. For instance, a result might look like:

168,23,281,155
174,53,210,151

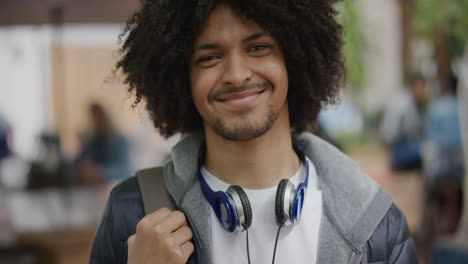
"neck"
203,110,301,189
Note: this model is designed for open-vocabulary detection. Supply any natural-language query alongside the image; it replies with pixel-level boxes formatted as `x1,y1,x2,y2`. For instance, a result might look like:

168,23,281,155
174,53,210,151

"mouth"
215,89,266,108
217,88,265,101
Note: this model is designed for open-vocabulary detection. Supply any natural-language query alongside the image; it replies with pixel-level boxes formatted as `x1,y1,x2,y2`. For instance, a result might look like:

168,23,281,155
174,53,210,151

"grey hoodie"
162,132,404,263
90,131,417,264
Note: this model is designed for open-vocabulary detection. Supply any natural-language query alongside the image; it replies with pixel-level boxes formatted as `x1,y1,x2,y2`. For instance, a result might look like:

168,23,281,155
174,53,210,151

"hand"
127,208,194,264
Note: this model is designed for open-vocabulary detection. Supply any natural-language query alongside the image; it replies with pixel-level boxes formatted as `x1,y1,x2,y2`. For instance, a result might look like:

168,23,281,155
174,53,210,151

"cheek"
278,65,288,91
190,69,219,108
274,60,289,97
257,59,288,96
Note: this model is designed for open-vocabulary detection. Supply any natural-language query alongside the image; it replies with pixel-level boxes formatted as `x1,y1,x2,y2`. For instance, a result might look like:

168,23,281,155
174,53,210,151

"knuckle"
185,242,195,254
172,210,184,218
153,224,165,236
173,210,187,223
159,207,171,214
189,243,195,254
136,219,148,233
180,226,193,238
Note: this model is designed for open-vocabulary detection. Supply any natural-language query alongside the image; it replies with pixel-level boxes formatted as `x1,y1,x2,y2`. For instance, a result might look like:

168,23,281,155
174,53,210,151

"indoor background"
0,0,467,263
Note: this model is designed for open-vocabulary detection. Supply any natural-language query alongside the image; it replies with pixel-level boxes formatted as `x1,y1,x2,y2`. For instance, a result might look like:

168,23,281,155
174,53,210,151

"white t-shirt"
201,157,322,264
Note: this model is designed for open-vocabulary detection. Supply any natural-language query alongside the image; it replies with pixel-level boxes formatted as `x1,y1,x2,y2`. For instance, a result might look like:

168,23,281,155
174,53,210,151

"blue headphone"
198,142,310,232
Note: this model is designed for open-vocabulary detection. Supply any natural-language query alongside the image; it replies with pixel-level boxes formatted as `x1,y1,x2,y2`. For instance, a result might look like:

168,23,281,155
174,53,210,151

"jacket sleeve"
388,204,418,264
366,203,418,264
89,177,144,264
89,190,121,264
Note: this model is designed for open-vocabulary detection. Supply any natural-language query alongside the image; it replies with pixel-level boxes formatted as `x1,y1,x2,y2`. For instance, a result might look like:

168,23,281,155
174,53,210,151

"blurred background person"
74,103,133,185
0,114,30,190
0,114,12,188
0,115,12,162
26,132,69,189
424,74,465,192
380,73,428,172
417,74,466,260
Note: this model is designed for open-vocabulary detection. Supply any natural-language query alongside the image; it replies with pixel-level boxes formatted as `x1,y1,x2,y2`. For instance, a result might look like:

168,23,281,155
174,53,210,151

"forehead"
195,4,263,44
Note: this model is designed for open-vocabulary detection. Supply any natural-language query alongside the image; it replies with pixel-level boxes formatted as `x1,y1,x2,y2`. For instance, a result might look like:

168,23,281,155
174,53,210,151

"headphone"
198,141,309,232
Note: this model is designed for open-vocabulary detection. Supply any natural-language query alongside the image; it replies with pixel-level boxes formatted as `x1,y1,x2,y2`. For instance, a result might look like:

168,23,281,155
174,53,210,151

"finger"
137,207,172,232
170,225,193,246
127,234,136,262
158,210,187,233
145,207,172,224
179,241,195,259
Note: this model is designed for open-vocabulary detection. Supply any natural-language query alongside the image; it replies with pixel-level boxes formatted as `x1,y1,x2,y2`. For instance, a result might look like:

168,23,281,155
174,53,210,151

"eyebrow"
195,32,269,51
242,32,268,42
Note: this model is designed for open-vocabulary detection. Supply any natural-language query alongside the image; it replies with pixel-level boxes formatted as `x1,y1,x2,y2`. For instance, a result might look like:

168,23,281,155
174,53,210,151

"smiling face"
190,4,289,141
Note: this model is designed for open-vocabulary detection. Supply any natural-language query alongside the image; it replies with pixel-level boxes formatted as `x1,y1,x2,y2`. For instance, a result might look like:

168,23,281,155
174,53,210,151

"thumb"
127,234,136,247
127,234,136,264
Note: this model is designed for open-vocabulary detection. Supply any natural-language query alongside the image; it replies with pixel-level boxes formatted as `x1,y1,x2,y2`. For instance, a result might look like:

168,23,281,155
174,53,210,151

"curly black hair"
117,0,344,138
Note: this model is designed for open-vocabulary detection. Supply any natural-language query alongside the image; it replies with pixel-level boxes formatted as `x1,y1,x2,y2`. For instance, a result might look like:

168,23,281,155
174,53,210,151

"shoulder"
90,177,145,263
106,176,145,236
111,176,140,196
366,203,418,263
109,176,144,214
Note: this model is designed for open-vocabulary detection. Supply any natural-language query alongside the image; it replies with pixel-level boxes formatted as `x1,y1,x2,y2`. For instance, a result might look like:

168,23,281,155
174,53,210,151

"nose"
221,54,252,88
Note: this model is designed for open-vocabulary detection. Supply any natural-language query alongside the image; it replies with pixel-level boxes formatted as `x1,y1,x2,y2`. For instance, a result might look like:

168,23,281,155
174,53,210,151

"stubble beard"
209,104,279,141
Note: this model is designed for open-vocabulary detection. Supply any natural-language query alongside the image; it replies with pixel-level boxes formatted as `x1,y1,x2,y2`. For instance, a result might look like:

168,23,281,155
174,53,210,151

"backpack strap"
136,167,177,215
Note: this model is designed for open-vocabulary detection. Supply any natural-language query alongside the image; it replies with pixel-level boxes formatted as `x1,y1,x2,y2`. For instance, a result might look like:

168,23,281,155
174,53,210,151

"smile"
216,89,266,108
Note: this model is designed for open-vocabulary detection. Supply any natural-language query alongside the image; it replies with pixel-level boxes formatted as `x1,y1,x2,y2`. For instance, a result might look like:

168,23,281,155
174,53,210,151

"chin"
209,106,278,141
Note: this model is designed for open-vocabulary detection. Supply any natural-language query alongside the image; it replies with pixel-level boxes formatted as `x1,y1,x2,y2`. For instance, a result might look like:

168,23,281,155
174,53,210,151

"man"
90,1,417,263
380,73,428,172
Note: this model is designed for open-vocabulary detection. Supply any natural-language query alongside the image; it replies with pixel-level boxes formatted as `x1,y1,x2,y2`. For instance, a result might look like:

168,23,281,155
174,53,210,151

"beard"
208,104,279,141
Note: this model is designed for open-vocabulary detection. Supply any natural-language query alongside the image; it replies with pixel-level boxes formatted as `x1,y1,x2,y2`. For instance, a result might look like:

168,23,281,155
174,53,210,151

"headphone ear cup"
229,185,252,229
275,179,291,225
291,183,306,224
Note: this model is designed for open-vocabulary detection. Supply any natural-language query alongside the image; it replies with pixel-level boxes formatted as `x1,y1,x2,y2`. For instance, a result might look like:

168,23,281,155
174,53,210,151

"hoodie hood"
296,132,392,262
163,131,392,263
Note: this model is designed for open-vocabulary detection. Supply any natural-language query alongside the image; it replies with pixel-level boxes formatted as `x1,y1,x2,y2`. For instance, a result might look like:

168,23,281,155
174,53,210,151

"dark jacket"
90,132,418,263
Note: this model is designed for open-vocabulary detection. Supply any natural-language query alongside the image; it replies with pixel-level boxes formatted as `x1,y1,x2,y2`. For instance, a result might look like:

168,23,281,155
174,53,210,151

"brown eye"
198,55,221,63
248,44,270,53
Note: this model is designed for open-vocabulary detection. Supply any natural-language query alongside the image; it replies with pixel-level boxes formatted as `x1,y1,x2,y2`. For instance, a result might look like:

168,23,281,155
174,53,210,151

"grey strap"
136,167,177,215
